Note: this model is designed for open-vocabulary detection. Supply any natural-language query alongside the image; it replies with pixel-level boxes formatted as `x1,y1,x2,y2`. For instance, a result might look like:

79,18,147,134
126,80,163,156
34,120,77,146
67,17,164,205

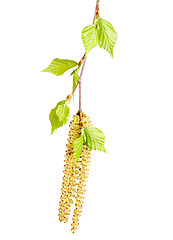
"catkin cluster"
58,112,92,233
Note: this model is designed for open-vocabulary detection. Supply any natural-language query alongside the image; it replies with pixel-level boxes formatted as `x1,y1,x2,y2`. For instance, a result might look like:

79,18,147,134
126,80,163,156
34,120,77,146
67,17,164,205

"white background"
0,0,173,239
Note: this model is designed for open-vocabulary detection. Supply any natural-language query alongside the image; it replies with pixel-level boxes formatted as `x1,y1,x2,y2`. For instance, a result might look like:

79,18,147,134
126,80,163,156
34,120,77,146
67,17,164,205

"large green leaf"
82,24,98,54
49,100,70,134
96,18,118,58
83,127,106,153
42,58,78,76
74,136,83,161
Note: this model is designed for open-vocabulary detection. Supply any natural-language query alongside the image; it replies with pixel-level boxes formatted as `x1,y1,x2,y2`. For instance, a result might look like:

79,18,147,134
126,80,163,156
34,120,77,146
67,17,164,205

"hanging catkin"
71,144,91,233
58,112,92,228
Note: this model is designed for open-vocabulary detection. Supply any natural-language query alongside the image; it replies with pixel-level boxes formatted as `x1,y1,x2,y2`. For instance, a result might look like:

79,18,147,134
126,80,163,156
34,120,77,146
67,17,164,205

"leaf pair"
82,18,118,57
49,100,70,134
74,127,106,161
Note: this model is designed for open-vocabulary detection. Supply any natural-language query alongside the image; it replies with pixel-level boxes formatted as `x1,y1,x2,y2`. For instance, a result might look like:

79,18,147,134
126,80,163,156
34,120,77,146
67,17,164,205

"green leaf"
42,58,78,76
73,73,79,91
70,66,80,76
71,69,76,76
83,127,106,153
49,100,70,134
96,18,118,58
56,101,70,122
49,107,62,135
74,136,83,161
82,24,98,54
72,73,79,101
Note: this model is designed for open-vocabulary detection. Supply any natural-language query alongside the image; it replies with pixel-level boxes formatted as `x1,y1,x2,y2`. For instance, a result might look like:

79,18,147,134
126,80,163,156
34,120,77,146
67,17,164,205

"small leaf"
71,69,76,76
74,136,83,161
49,101,70,134
49,107,62,135
83,127,106,153
42,58,78,76
72,74,79,101
73,74,79,91
96,18,118,58
56,101,70,122
82,24,98,54
70,66,80,76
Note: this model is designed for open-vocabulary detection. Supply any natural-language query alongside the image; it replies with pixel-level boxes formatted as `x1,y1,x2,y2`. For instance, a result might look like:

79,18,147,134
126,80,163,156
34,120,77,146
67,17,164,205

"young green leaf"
74,136,83,161
70,66,80,76
56,101,70,122
71,69,76,76
82,24,98,54
72,73,79,101
83,127,106,153
49,107,63,135
42,58,78,76
49,101,70,134
96,18,118,58
73,73,79,91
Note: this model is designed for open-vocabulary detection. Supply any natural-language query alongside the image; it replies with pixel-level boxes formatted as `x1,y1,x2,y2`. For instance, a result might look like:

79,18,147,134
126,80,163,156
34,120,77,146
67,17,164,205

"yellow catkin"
58,114,82,222
71,113,92,234
58,111,92,233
